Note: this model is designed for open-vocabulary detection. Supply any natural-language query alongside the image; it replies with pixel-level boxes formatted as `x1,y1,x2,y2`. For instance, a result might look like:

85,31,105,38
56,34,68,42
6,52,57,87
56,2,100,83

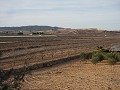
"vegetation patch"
80,46,120,65
0,69,25,90
91,53,104,64
80,52,92,61
0,52,25,90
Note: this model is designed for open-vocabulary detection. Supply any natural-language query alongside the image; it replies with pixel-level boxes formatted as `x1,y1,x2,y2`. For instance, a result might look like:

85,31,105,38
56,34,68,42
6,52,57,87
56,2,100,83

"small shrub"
91,53,104,64
85,52,93,59
90,46,119,65
114,53,120,62
80,52,87,62
98,53,104,61
106,53,115,58
0,69,25,90
96,46,104,52
105,52,120,65
107,58,117,65
80,52,92,61
91,56,100,64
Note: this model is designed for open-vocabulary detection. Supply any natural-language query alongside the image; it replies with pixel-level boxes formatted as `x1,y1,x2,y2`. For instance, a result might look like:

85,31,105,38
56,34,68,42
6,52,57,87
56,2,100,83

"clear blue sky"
0,0,120,30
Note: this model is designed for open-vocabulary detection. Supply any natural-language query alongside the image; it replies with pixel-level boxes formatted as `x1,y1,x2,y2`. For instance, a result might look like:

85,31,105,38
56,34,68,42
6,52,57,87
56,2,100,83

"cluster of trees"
80,46,120,65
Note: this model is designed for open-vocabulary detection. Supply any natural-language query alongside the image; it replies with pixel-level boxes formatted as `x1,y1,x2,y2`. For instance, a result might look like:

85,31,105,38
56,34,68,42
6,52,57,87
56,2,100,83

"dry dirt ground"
1,34,120,70
0,33,120,90
22,60,120,90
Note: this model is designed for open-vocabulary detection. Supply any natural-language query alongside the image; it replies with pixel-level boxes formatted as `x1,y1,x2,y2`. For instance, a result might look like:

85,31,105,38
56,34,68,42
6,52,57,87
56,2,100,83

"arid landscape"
0,29,120,69
0,29,120,90
1,0,120,89
22,61,120,90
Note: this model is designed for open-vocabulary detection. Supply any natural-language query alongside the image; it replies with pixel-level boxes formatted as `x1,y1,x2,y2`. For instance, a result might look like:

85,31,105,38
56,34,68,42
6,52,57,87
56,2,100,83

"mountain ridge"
0,25,63,31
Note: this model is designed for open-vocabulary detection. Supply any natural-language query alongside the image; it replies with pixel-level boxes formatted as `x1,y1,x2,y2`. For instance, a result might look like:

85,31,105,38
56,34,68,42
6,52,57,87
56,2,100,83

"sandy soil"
22,60,120,90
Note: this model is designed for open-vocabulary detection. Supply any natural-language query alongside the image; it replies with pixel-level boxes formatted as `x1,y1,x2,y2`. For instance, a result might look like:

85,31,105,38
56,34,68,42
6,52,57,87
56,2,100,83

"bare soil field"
0,33,120,70
0,32,120,90
22,61,120,90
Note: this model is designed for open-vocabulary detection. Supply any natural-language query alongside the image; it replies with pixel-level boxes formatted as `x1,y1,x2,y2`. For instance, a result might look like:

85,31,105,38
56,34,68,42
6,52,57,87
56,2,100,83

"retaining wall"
4,54,81,75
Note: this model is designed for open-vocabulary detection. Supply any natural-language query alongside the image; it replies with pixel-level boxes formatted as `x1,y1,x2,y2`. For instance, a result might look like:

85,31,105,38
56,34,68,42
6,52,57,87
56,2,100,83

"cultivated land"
0,30,120,89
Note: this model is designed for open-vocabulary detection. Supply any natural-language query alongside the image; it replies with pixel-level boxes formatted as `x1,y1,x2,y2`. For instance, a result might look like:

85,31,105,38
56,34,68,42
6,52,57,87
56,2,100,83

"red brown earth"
0,32,120,70
0,30,120,90
22,61,120,90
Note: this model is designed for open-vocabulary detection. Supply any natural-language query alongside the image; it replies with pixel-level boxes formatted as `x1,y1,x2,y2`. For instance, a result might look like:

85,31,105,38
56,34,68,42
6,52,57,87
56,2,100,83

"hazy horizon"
0,0,120,30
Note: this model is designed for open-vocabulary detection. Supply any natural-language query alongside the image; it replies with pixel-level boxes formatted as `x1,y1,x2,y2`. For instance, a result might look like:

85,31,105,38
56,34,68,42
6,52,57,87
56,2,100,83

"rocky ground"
22,60,120,90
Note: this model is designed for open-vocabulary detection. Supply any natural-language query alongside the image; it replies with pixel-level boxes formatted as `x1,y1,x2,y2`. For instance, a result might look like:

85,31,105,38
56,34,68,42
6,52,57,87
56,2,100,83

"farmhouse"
17,31,23,35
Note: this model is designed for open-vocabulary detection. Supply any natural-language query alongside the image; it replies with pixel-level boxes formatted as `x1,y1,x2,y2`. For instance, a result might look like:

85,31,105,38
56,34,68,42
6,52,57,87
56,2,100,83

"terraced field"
0,32,120,90
0,33,120,70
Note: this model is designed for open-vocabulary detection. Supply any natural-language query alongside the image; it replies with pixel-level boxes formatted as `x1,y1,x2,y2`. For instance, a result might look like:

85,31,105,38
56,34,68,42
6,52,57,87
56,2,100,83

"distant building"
32,31,44,35
17,31,23,35
2,31,14,34
0,30,16,35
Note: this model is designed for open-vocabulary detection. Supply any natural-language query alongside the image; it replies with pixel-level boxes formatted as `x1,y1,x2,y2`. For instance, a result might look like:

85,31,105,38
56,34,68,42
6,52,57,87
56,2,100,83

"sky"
0,0,120,30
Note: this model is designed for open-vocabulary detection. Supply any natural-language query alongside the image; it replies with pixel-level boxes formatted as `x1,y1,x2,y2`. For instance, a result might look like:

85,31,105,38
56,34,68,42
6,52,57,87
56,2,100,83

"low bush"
114,53,120,62
80,46,119,65
107,58,117,65
80,52,92,61
0,69,25,90
91,56,100,64
106,53,115,58
96,46,104,52
91,53,104,64
106,52,120,61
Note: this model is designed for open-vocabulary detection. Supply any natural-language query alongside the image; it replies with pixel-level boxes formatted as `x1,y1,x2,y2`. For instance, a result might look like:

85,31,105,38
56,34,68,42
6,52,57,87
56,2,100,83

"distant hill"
0,25,63,31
